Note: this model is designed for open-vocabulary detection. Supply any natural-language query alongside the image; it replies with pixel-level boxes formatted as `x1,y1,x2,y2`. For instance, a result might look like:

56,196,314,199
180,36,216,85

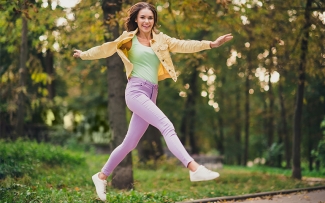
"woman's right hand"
73,49,82,58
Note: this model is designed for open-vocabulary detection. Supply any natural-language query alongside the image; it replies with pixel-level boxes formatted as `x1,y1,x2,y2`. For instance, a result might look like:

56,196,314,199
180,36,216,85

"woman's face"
136,8,154,34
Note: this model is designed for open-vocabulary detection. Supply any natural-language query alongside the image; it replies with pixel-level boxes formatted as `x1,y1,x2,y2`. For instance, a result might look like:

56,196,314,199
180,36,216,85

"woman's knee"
158,118,175,137
120,139,138,152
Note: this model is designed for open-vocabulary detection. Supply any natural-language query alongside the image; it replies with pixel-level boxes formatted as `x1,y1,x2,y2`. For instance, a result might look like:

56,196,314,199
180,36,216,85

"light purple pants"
101,77,194,176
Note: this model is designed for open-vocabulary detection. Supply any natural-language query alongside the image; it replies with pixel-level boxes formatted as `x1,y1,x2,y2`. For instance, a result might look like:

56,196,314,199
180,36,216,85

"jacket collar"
127,28,158,44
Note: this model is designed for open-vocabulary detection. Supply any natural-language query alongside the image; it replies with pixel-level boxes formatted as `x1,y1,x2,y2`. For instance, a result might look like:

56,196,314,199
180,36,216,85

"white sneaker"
92,172,107,201
189,165,220,182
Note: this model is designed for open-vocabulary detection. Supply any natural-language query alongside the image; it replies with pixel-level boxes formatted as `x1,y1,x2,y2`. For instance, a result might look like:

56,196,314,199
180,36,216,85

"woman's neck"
137,31,152,40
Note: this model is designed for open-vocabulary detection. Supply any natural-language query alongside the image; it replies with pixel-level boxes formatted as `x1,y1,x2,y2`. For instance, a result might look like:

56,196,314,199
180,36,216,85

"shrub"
0,139,85,179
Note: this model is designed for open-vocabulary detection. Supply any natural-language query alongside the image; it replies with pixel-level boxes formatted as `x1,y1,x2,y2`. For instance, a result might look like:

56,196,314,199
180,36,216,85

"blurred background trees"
0,0,324,186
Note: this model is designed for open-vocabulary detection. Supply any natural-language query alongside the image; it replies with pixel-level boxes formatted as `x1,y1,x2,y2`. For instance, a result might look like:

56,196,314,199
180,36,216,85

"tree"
16,1,29,138
101,0,133,189
292,0,313,180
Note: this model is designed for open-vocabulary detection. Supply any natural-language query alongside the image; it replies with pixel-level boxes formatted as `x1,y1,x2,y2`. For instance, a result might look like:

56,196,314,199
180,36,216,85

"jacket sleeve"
163,34,212,53
80,36,121,60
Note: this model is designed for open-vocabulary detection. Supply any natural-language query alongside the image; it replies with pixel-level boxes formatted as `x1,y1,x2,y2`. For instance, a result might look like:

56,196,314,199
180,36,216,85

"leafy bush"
0,140,85,179
312,137,325,167
264,142,283,166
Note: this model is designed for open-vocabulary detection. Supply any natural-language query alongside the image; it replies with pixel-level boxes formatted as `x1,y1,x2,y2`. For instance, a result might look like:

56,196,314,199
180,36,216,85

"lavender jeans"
101,77,194,176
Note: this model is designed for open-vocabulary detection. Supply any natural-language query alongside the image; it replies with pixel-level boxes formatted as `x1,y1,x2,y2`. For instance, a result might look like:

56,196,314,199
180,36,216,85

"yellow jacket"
80,29,211,82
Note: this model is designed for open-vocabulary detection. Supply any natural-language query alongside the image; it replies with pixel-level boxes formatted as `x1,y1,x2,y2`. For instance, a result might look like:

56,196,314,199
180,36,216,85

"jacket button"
162,59,164,62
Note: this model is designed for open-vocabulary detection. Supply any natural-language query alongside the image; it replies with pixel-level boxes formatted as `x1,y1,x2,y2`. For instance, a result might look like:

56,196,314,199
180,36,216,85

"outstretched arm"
72,41,119,60
210,33,233,48
72,32,124,60
164,33,233,53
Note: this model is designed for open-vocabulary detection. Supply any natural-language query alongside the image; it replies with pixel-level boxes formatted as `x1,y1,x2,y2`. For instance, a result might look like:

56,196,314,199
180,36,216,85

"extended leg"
101,113,149,176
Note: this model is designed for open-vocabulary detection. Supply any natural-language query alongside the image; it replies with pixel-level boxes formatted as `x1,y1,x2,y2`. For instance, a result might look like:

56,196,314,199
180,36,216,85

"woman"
73,2,233,201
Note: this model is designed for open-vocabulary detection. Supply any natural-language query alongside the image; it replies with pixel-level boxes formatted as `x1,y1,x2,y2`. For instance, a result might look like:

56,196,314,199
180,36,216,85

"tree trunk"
188,69,199,154
38,50,55,100
292,0,312,180
44,50,55,100
137,125,164,163
235,85,241,165
267,71,274,148
180,66,199,154
243,53,252,166
16,2,28,138
102,0,133,189
217,116,225,155
263,95,268,142
217,76,225,155
278,77,290,168
277,122,283,168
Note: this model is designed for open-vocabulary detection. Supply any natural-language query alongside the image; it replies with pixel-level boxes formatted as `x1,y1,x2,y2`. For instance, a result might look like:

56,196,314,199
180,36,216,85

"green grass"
1,141,324,203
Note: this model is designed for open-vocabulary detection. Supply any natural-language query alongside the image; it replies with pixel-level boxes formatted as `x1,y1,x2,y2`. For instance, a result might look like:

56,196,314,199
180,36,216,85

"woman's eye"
139,16,153,20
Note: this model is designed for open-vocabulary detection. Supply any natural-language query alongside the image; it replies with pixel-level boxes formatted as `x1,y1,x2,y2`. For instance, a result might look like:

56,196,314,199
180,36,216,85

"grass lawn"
1,141,325,203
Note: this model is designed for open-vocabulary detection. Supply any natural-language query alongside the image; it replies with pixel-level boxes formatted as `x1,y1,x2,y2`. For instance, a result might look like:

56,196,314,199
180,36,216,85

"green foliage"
264,142,284,166
0,145,324,202
0,140,85,179
312,138,325,166
106,190,183,203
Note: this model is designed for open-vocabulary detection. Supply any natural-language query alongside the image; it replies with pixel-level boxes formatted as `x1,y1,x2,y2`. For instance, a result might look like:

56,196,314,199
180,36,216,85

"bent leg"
101,113,149,176
126,93,193,167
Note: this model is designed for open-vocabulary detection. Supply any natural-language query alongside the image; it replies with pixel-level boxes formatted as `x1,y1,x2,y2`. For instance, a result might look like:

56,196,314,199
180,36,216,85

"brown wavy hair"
125,2,159,33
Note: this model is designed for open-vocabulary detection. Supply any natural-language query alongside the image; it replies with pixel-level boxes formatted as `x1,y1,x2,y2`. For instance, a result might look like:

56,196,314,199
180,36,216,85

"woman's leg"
126,91,194,167
101,113,149,176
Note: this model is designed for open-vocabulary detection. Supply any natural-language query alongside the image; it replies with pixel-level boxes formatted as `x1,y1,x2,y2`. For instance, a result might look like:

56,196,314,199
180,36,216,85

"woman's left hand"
210,33,233,48
73,49,82,58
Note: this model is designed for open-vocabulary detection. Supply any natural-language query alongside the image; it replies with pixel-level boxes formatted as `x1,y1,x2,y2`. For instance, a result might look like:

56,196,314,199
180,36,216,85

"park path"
231,190,325,203
178,186,325,203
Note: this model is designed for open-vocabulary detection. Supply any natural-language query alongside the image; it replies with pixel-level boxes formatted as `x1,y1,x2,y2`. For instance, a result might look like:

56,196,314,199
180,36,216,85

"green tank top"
128,36,160,84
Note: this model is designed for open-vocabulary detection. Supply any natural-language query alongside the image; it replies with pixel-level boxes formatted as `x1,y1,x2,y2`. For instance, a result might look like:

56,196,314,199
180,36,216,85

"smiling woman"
72,1,233,201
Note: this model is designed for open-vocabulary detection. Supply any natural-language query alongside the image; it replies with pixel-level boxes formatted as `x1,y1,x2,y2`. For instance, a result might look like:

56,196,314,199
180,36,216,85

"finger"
223,35,232,39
